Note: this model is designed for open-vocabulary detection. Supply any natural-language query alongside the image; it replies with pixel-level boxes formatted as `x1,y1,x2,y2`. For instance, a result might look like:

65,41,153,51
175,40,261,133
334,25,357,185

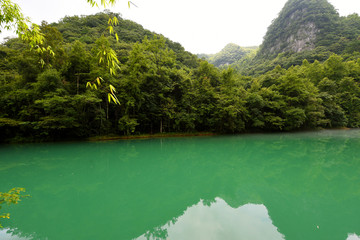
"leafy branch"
86,0,137,8
86,77,120,105
0,188,28,228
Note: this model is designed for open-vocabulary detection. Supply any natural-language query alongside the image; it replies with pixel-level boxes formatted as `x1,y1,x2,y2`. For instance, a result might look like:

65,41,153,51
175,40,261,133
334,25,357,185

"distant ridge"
198,43,257,67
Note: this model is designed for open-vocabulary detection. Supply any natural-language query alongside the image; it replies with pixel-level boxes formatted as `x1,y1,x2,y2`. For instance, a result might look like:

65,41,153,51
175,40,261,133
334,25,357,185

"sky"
1,0,360,54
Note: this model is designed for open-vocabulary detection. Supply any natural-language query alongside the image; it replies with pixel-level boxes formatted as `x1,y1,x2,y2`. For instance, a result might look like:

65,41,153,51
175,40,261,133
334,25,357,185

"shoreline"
87,132,217,142
1,128,356,144
87,127,355,142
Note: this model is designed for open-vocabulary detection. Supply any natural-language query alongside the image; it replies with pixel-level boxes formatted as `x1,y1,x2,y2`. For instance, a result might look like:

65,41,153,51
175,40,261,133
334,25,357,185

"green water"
1,130,360,240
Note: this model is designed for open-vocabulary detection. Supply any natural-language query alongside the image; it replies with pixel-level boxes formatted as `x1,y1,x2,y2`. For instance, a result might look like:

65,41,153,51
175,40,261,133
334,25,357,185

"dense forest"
1,0,360,142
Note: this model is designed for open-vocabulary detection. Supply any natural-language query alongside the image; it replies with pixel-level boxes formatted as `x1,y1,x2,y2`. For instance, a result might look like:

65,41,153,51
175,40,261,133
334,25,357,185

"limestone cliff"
257,0,340,59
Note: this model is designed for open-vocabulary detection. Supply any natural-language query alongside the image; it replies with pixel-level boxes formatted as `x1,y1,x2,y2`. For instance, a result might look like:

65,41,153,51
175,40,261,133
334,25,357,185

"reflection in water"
348,234,360,240
136,198,284,240
1,130,360,239
0,228,34,240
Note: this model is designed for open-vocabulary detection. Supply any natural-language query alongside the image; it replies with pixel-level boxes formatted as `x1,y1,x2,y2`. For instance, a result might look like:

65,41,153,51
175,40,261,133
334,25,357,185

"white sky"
1,0,360,54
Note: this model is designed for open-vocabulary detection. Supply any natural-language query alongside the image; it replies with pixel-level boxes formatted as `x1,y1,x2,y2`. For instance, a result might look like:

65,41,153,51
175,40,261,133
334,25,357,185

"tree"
123,35,179,133
191,61,219,131
337,77,360,127
324,54,346,81
1,0,131,35
0,0,45,53
212,68,248,133
65,40,91,95
86,36,120,105
1,0,131,103
38,22,65,68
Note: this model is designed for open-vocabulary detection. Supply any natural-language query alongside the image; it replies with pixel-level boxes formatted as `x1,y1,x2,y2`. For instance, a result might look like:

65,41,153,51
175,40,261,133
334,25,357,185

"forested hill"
258,0,339,58
1,10,360,143
198,44,257,68
51,12,198,68
233,0,360,75
46,12,198,68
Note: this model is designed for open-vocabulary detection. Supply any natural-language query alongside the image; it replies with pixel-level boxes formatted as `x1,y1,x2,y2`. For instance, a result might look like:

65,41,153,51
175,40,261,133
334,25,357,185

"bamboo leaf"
109,84,116,93
113,94,120,104
110,94,117,103
39,59,45,67
113,17,119,25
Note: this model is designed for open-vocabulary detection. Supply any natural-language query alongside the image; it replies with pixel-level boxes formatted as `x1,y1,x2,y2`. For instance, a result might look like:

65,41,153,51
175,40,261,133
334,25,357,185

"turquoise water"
0,130,360,240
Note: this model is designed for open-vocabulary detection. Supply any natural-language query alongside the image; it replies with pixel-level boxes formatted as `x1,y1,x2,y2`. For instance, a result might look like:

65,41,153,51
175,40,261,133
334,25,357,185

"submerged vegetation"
1,0,360,143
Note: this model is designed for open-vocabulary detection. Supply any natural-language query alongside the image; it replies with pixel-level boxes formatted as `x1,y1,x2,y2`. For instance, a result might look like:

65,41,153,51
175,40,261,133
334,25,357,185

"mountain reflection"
348,234,360,240
0,228,35,240
135,198,284,240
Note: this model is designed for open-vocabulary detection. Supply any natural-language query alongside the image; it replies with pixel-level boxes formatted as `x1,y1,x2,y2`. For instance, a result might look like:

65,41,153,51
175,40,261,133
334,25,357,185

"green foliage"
212,69,248,132
33,68,62,93
85,0,130,8
258,0,339,59
0,117,23,127
232,0,360,76
1,8,360,142
200,43,257,68
0,0,57,67
118,115,138,135
122,35,180,133
0,0,24,33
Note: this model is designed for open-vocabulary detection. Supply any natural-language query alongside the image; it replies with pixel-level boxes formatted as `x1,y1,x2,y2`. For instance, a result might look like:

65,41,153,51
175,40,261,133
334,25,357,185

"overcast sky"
1,0,360,54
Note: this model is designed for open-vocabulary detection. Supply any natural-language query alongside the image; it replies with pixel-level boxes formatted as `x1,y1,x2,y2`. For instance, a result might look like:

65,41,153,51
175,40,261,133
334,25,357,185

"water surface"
0,130,360,240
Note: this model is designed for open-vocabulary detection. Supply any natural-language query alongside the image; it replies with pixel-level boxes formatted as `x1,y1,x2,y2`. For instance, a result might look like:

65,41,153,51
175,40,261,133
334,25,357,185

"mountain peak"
257,0,339,59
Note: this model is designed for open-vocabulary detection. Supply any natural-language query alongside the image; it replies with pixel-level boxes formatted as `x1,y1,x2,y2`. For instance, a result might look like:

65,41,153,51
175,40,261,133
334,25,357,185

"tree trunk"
77,75,80,95
106,101,109,120
99,103,102,135
160,118,163,133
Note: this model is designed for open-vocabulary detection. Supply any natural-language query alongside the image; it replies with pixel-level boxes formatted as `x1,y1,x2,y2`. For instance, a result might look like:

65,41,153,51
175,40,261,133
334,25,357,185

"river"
0,130,360,239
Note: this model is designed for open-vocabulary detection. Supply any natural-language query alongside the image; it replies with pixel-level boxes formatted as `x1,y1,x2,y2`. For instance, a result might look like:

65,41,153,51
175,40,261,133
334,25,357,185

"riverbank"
87,127,356,142
87,132,217,142
1,127,355,144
